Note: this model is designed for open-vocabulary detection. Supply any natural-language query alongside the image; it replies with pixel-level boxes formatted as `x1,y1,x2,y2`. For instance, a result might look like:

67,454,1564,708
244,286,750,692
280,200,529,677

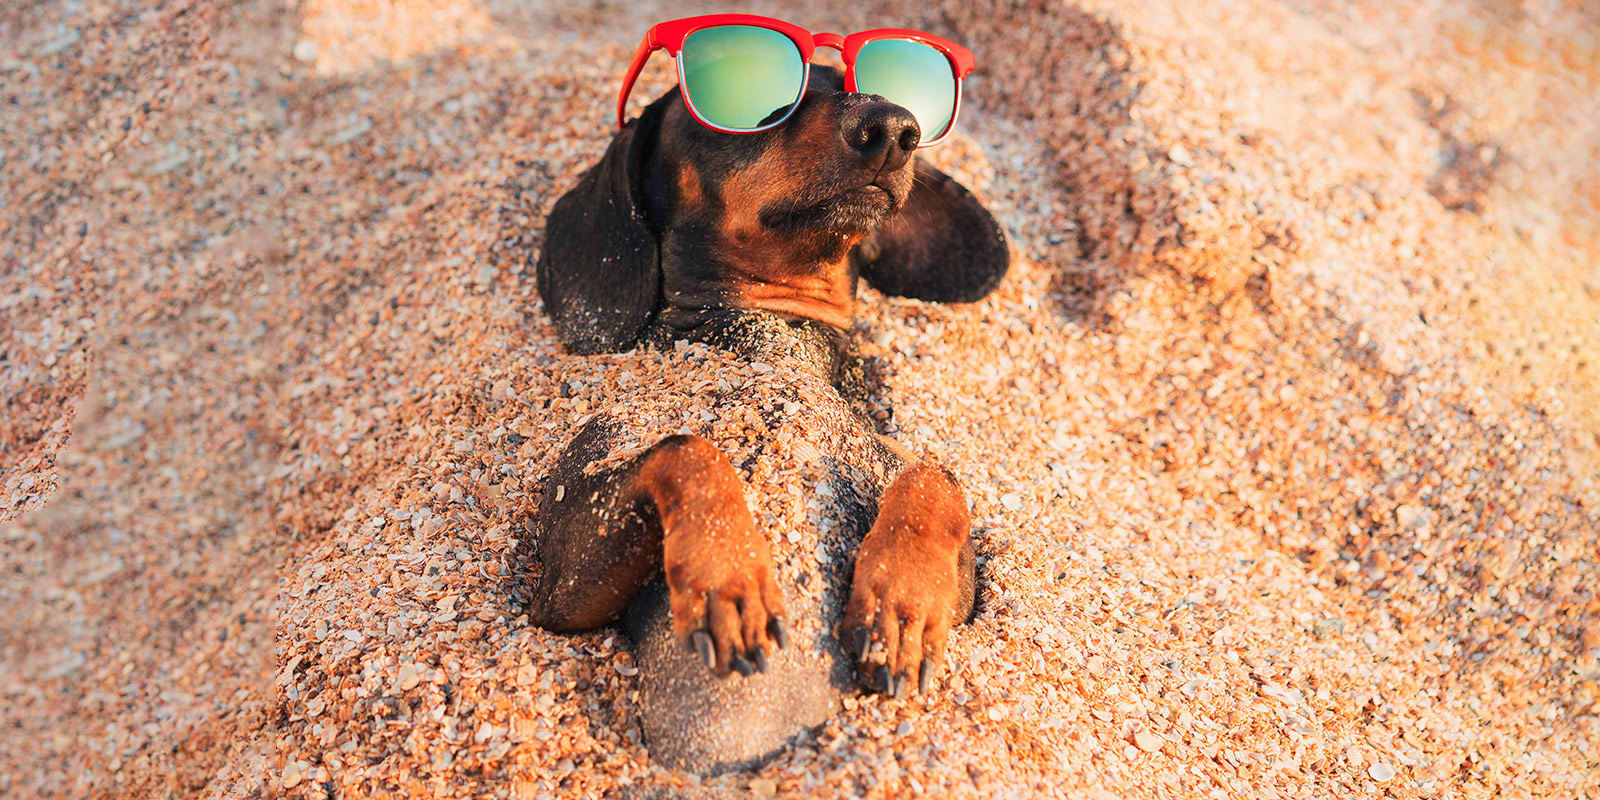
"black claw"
877,664,892,695
851,627,871,659
918,659,934,695
731,653,756,677
769,618,790,650
892,674,909,699
752,646,769,674
692,631,715,669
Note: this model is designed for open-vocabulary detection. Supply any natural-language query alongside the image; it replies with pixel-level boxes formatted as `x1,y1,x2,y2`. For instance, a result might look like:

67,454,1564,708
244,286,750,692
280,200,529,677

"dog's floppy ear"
536,96,670,354
852,158,1010,303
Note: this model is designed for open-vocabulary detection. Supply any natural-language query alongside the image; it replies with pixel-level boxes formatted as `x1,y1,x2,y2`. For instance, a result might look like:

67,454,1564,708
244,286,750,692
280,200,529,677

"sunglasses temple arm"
616,31,660,129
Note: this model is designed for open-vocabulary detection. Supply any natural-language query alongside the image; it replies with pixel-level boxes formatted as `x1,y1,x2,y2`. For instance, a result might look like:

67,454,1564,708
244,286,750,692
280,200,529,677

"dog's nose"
840,101,920,174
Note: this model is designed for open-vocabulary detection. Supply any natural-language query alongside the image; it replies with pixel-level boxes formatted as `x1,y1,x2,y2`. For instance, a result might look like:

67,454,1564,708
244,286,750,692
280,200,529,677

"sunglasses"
616,14,975,148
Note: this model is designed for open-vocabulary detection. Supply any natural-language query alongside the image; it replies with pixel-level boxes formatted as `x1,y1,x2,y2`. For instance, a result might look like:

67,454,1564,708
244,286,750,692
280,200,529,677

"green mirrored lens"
680,26,805,130
853,38,957,141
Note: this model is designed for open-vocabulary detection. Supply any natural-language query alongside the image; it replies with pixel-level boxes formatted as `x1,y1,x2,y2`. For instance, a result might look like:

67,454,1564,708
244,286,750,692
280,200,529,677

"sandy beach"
3,0,1598,797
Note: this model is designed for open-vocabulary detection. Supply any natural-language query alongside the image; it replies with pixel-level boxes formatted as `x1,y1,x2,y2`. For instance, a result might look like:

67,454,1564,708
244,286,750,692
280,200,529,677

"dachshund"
528,64,1009,773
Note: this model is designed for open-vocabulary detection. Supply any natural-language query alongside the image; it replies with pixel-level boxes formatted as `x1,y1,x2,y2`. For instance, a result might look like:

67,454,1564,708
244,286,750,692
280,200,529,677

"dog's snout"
840,102,919,174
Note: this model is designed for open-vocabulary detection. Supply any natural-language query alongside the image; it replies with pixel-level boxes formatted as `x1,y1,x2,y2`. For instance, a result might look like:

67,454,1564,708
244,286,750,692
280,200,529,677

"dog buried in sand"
528,14,1009,772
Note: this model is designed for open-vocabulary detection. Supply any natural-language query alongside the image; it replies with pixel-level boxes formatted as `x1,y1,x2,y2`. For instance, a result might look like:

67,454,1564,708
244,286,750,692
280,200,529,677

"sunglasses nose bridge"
811,32,846,52
808,33,852,90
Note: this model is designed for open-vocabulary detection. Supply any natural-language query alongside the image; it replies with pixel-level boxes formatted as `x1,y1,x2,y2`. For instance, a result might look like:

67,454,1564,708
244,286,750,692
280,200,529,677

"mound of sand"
3,0,1597,797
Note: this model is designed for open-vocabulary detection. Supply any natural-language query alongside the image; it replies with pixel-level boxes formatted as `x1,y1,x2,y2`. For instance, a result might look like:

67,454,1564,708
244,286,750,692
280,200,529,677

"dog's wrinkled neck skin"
641,65,916,334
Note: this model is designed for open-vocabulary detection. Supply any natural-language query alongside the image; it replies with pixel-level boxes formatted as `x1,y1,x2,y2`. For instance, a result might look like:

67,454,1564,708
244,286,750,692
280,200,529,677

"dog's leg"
530,419,786,673
637,433,788,675
839,462,977,697
527,417,666,631
624,434,847,774
531,419,834,774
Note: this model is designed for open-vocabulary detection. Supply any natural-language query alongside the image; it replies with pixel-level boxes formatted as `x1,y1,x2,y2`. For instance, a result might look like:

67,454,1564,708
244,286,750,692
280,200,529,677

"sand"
2,0,1598,797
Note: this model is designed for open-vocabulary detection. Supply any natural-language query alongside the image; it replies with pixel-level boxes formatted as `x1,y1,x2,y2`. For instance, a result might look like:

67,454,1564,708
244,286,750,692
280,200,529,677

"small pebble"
397,664,421,690
282,760,306,789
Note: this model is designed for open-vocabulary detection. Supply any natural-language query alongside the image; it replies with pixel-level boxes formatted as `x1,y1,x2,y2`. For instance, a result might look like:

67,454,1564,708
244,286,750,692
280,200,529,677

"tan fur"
635,434,786,676
840,464,969,691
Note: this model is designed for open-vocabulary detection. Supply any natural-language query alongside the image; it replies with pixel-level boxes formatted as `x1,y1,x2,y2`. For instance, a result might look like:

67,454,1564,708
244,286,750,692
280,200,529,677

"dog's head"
538,64,1010,354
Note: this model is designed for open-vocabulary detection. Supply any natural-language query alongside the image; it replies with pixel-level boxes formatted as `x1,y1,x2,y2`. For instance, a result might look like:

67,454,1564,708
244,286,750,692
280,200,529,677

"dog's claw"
692,631,715,669
851,627,871,659
919,659,934,695
752,646,769,674
877,664,893,695
731,653,756,677
769,617,789,650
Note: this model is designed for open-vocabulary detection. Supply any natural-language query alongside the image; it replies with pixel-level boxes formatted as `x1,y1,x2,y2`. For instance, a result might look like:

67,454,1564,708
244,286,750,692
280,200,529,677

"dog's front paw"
663,515,789,679
840,463,970,698
841,531,961,698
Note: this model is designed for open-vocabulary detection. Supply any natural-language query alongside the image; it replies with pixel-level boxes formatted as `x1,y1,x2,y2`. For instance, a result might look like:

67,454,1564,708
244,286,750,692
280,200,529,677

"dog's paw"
663,515,788,678
839,463,969,697
840,531,961,697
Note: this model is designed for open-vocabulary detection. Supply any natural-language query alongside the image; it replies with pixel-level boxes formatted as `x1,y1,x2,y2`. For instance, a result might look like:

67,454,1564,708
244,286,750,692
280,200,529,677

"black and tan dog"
529,65,1008,772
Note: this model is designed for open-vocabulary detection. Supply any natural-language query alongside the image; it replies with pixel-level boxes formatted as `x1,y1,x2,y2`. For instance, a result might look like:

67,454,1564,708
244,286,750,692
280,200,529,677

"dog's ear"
536,96,670,353
852,158,1010,303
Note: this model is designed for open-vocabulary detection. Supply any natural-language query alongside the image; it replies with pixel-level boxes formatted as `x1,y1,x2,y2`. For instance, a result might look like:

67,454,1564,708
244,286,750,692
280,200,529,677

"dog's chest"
578,319,905,634
647,308,876,422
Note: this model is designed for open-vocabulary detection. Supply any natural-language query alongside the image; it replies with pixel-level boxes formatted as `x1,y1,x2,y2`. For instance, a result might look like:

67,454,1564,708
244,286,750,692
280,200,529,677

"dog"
528,63,1009,773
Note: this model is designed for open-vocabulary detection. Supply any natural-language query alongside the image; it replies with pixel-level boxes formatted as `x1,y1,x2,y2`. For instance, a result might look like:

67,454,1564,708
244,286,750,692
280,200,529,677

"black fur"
535,94,671,354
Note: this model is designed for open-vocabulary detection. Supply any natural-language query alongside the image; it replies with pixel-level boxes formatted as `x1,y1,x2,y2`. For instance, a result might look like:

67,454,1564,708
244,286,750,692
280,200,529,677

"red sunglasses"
616,14,975,148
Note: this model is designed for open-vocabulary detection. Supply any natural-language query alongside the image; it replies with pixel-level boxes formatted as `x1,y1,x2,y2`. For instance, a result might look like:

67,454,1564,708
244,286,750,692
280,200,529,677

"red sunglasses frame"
616,14,976,148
